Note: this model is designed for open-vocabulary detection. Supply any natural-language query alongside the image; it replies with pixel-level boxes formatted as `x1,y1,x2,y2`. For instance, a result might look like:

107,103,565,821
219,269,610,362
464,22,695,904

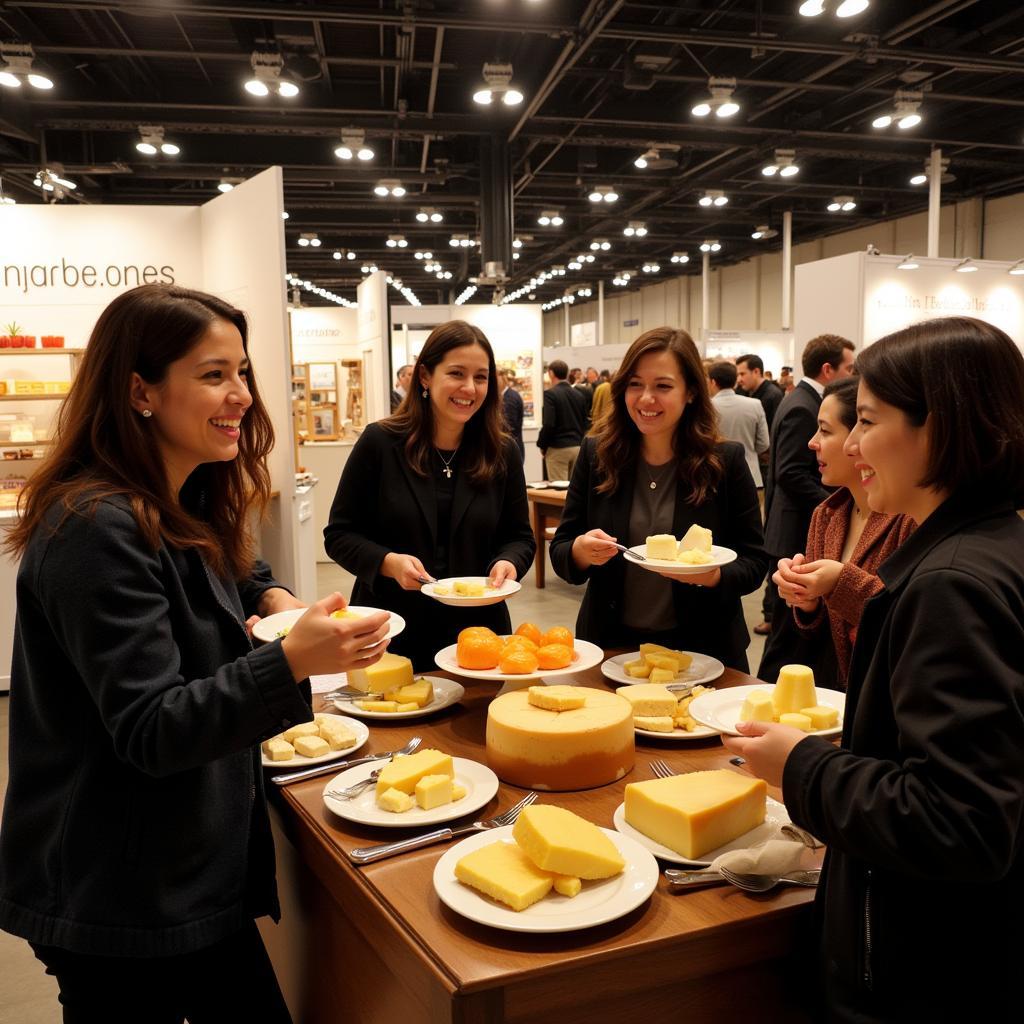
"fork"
324,766,384,801
320,685,372,701
348,791,539,864
717,866,821,893
649,759,675,779
613,543,647,562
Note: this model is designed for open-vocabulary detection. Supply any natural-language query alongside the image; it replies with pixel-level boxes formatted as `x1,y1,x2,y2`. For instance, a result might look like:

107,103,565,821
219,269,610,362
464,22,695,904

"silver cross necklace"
437,448,458,479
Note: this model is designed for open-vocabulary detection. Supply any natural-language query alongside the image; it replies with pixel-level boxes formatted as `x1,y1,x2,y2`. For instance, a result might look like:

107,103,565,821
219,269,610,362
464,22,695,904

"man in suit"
498,369,525,462
390,363,412,412
538,359,588,481
709,361,769,488
736,353,784,432
757,333,855,682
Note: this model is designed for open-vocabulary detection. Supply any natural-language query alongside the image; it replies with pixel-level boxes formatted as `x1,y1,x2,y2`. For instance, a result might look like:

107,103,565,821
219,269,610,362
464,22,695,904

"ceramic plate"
612,796,791,867
421,576,522,608
334,677,465,720
634,721,720,741
260,714,369,768
433,639,605,681
251,606,406,645
601,651,725,688
433,826,659,933
626,544,737,576
322,756,499,828
689,683,846,739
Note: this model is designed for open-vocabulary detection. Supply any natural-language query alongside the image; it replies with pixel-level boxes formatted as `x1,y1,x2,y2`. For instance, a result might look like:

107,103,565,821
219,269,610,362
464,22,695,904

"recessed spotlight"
898,254,919,270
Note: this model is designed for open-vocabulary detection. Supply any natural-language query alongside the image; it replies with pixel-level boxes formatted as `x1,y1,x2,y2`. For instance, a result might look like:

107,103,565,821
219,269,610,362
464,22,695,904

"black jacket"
324,423,535,671
0,495,310,957
502,386,525,461
783,492,1024,1022
751,379,784,432
549,438,768,670
537,381,587,451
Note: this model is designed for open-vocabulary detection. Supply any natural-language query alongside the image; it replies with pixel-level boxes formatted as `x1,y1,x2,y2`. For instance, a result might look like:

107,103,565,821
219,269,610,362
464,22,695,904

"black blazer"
783,493,1024,1021
763,379,829,556
502,386,525,461
549,438,768,670
324,423,536,670
537,381,587,451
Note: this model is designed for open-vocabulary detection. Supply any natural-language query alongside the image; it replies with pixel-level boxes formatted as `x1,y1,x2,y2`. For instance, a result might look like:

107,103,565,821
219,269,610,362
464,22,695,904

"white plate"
626,543,737,576
612,795,791,867
433,826,659,933
634,721,720,741
323,756,499,828
421,576,522,608
335,677,465,720
260,715,369,768
689,683,846,739
434,639,605,681
601,651,725,688
251,606,406,645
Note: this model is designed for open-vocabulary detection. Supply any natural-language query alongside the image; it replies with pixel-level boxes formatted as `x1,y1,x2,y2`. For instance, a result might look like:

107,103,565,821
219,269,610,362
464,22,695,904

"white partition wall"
357,271,390,423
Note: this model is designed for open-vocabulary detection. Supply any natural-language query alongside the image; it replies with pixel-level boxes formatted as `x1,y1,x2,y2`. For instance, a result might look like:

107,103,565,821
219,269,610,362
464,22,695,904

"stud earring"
141,409,153,418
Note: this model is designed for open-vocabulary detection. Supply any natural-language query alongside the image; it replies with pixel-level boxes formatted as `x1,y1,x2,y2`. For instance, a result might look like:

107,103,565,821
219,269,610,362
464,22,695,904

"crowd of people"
2,284,1023,1023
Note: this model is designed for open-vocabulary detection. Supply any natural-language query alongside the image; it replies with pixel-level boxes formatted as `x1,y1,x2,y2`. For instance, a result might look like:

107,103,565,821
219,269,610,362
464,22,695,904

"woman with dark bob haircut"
0,285,390,1022
325,320,535,670
726,316,1024,1022
549,327,768,669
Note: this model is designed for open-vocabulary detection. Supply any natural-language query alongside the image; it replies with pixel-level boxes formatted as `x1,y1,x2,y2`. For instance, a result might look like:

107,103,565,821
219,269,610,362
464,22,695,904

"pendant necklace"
645,458,670,490
437,448,458,479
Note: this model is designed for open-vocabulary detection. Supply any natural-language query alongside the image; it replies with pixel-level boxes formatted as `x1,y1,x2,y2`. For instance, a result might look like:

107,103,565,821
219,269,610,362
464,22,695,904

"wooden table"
263,662,814,1023
525,487,567,589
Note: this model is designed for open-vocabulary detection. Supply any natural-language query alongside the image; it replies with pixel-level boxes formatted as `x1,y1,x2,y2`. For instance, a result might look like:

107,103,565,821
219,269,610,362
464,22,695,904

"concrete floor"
0,550,766,1022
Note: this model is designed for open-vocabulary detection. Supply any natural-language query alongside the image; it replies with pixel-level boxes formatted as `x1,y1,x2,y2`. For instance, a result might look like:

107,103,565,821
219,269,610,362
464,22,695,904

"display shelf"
0,440,50,447
0,394,70,401
0,349,84,356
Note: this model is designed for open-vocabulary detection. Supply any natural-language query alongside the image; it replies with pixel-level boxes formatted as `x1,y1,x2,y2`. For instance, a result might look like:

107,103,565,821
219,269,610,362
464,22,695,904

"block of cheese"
773,665,817,716
616,683,677,718
262,737,295,761
395,702,419,713
282,721,319,743
640,644,693,672
624,770,767,860
377,787,414,813
384,678,434,708
553,875,582,898
454,841,554,911
454,580,485,597
355,700,399,713
293,734,330,758
528,685,586,712
486,688,634,791
649,668,676,684
738,689,775,723
646,534,679,560
318,719,357,751
779,712,814,732
679,524,713,553
634,715,675,733
415,773,454,810
625,661,653,679
512,805,625,879
644,653,680,672
347,652,415,694
801,705,839,730
376,748,453,797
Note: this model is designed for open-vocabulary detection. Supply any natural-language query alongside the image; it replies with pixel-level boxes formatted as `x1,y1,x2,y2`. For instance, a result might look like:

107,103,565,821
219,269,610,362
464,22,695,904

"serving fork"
324,766,385,801
270,736,422,786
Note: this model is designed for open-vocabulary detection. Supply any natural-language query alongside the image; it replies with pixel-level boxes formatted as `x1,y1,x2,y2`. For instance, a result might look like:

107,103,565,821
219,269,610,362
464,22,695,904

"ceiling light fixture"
642,262,661,274
333,249,357,261
699,190,729,207
752,225,778,240
588,184,619,203
670,251,690,263
871,90,923,130
827,195,857,212
416,207,444,222
691,76,739,118
386,234,408,248
955,258,978,273
414,250,434,260
217,178,241,193
472,62,524,106
360,263,379,274
374,179,405,197
449,234,474,248
135,125,180,156
1008,260,1024,276
761,148,799,178
0,42,53,89
244,51,299,98
33,167,77,199
590,238,612,251
897,254,919,270
335,127,374,161
297,232,321,247
799,0,870,16
634,147,660,169
537,209,564,226
623,221,648,237
699,240,722,252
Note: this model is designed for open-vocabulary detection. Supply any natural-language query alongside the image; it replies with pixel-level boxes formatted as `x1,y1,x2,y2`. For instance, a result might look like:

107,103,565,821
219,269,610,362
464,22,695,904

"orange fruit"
514,622,543,646
541,626,574,648
536,643,573,670
499,647,539,675
457,634,502,670
458,626,497,645
502,634,538,653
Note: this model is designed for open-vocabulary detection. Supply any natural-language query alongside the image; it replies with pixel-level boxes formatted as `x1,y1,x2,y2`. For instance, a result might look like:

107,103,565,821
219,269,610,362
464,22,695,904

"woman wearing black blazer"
325,320,535,671
549,327,767,670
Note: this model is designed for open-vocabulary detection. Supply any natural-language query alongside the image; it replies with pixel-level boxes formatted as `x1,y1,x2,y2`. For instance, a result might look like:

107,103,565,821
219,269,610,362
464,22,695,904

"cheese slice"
624,770,767,860
635,715,675,732
645,534,678,560
455,841,554,912
282,721,319,743
773,665,817,716
512,805,625,879
779,712,814,732
347,652,415,694
552,875,582,898
383,678,434,708
318,720,358,751
801,705,839,730
679,524,713,553
616,683,677,718
528,686,586,711
415,773,454,810
454,580,485,597
375,748,453,797
293,734,330,758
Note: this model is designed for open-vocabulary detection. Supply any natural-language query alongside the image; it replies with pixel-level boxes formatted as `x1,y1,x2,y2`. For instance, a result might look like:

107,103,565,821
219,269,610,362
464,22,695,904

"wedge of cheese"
616,683,677,718
645,534,679,560
347,652,415,695
624,770,767,860
454,841,554,912
377,787,414,813
262,737,295,761
528,685,586,712
383,678,434,708
375,748,453,797
773,665,817,717
800,705,839,730
553,875,582,898
415,773,454,810
679,524,713,553
639,644,693,672
512,805,625,879
634,716,675,733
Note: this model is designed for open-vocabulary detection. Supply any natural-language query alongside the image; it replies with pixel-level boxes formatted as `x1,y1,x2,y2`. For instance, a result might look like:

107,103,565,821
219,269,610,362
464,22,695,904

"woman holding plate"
725,317,1024,1022
549,327,768,670
325,320,535,672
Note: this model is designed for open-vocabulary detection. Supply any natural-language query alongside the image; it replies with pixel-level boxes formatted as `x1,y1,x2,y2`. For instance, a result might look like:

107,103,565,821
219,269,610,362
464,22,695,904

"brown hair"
4,284,273,578
594,327,723,502
384,320,507,484
856,317,1024,499
822,376,860,432
802,333,855,377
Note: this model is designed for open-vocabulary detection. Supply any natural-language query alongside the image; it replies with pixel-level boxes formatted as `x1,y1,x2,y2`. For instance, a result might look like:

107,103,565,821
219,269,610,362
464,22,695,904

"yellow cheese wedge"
454,842,554,912
800,705,839,730
528,685,586,711
634,715,675,732
293,734,330,758
645,534,679,560
390,678,434,708
639,644,693,672
624,770,767,860
552,875,582,898
454,580,485,597
377,787,414,813
355,700,399,713
415,773,454,810
375,748,454,797
643,653,679,673
773,665,817,716
347,652,415,694
282,721,319,743
649,668,676,684
318,720,358,751
512,805,625,879
625,662,653,679
739,689,775,723
779,712,814,732
615,683,677,718
261,737,295,761
680,524,713,552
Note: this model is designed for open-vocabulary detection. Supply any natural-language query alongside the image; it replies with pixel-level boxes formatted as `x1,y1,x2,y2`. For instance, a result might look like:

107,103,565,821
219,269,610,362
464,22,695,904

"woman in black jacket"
549,327,767,670
0,285,389,1023
324,320,535,671
726,317,1024,1022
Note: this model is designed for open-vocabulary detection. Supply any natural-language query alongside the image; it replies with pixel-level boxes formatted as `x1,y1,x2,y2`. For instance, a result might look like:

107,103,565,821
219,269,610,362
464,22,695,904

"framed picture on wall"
312,407,337,439
309,361,337,390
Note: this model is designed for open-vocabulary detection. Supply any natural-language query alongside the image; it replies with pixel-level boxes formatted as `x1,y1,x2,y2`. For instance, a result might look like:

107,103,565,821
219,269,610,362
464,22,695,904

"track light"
333,249,357,261
827,195,857,212
699,240,722,253
244,51,299,98
135,125,180,157
538,209,564,226
590,238,612,251
897,254,919,270
751,225,778,240
699,190,729,207
33,167,77,199
623,221,648,237
955,258,978,273
0,43,53,90
473,62,524,106
691,76,739,118
634,147,660,169
761,148,799,177
360,263,379,274
297,233,321,247
414,250,434,260
335,127,374,161
588,185,619,203
386,234,408,248
642,262,661,274
416,207,444,222
670,251,690,263
872,90,922,130
800,0,870,15
374,179,405,197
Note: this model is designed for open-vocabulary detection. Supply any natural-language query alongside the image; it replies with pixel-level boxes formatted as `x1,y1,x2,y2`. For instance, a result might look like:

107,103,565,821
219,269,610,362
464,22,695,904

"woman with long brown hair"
549,327,767,669
325,320,535,670
0,284,389,1022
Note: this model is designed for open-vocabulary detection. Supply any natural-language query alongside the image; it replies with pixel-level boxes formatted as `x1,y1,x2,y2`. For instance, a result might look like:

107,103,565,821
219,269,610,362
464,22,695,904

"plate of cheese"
600,646,725,688
337,676,465,719
261,713,369,767
434,805,659,932
627,525,737,577
421,576,522,608
616,683,720,740
251,606,406,645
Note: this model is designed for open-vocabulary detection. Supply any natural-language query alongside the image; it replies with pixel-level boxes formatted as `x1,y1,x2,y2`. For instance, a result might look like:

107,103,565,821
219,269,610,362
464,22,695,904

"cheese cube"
452,783,467,801
639,644,693,672
646,534,679,560
624,770,767,860
738,689,775,723
680,524,713,552
347,652,415,694
390,678,434,708
454,580,485,597
454,842,554,911
293,734,330,758
376,748,454,797
779,712,814,732
800,705,839,730
377,787,414,813
773,665,817,716
512,805,625,879
528,685,586,711
415,773,454,810
552,875,582,898
318,720,357,751
262,737,295,761
625,662,653,679
615,683,677,718
355,700,399,713
635,715,675,733
282,721,319,743
649,668,676,684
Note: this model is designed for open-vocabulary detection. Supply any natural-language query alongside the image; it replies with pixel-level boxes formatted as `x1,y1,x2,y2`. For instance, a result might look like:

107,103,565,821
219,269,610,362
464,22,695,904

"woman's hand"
787,558,844,601
245,587,307,638
721,720,808,789
571,529,620,570
488,560,518,588
280,592,390,682
773,555,819,613
381,552,434,590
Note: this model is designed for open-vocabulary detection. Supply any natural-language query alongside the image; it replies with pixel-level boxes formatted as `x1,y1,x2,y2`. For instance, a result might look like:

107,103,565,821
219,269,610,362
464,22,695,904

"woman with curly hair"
549,327,768,670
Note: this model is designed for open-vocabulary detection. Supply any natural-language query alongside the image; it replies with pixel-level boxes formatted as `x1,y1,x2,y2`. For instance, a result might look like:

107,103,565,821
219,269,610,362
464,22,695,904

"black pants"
757,586,838,689
30,921,292,1024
